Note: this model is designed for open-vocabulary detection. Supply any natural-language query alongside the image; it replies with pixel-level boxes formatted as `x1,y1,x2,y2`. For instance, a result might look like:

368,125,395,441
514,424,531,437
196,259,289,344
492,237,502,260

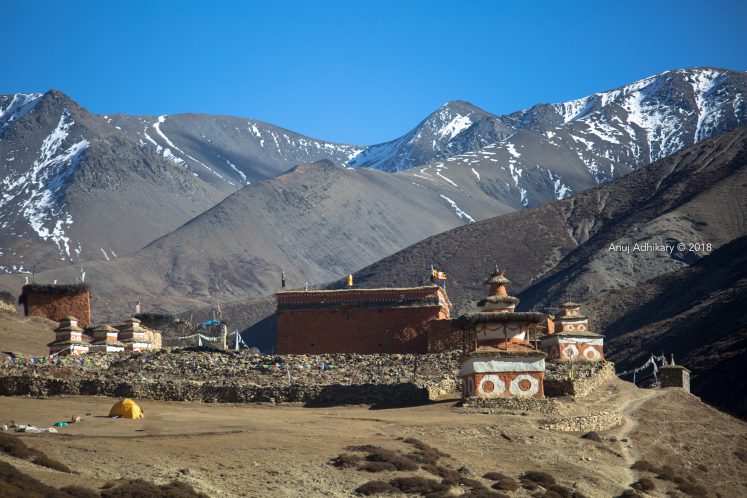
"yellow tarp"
109,398,143,419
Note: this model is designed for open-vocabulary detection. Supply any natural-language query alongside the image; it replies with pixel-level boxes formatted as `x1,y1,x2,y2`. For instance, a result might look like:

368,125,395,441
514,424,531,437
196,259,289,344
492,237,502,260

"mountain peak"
437,100,486,114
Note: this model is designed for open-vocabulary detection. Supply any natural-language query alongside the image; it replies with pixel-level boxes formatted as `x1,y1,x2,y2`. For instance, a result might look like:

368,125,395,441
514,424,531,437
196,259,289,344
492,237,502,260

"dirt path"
610,387,660,488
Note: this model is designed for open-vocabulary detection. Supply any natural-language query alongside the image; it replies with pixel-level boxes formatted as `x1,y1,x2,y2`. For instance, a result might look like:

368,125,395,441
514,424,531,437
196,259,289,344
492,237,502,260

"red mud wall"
277,306,448,354
24,292,91,327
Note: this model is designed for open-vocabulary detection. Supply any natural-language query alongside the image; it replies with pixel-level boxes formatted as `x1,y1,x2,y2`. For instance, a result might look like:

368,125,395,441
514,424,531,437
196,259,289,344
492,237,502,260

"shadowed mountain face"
583,236,747,419
340,125,747,315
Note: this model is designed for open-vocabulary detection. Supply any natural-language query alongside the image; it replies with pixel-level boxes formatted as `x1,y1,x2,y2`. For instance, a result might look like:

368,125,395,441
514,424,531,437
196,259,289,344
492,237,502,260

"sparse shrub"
631,460,658,473
100,479,208,497
0,461,68,498
656,464,681,482
522,479,539,490
59,484,100,497
695,463,708,473
734,450,747,463
330,453,362,468
631,478,656,492
548,483,575,498
360,461,397,473
461,488,509,498
31,454,72,473
581,431,602,443
491,476,519,491
676,480,709,497
389,476,449,494
615,491,642,498
521,470,556,488
403,437,449,467
356,480,395,495
483,471,507,480
0,433,35,459
366,449,418,471
0,291,14,305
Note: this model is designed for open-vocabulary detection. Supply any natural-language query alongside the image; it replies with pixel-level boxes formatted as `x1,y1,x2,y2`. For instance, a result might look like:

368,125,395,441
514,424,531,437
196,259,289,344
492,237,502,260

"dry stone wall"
0,349,615,406
0,349,462,406
544,361,616,398
540,411,623,432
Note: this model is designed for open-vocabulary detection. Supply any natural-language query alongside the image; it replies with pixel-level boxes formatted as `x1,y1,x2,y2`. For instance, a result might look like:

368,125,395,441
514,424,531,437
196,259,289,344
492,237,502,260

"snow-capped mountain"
1,67,745,286
108,113,364,191
339,68,746,222
501,67,747,183
347,100,514,172
351,68,747,188
0,91,222,272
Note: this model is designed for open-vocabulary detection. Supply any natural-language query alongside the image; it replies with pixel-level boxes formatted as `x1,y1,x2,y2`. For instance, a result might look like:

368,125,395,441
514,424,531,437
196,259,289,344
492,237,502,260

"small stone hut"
19,283,92,327
660,364,691,392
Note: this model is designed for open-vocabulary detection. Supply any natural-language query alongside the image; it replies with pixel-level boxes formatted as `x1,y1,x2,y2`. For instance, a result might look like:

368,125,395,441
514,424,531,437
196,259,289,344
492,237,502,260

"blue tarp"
198,319,221,330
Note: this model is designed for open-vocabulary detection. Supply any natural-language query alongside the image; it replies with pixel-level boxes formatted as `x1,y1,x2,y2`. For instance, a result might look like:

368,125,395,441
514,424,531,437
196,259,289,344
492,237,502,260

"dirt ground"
0,377,745,498
0,310,56,356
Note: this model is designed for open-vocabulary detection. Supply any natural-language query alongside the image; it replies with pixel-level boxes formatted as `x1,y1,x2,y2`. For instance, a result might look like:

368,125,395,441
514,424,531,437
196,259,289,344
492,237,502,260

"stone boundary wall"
540,411,622,432
0,373,456,406
0,350,616,406
544,362,616,398
459,396,561,415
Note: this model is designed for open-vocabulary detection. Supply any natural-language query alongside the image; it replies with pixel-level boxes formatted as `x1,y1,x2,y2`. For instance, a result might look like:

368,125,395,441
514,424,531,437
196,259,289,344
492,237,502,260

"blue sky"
2,0,745,144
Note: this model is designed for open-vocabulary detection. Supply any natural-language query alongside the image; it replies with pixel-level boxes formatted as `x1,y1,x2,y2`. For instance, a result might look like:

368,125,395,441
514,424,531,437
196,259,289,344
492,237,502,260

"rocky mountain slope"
582,236,747,418
338,125,747,315
0,91,223,271
0,160,495,319
108,113,363,191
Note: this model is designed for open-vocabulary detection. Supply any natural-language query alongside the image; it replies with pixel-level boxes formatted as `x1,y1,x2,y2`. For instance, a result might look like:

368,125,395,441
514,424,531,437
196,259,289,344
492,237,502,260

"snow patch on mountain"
0,93,43,134
546,169,572,200
438,115,472,140
506,142,522,158
226,158,247,184
439,195,475,223
688,69,726,142
0,110,88,258
153,115,226,180
162,148,184,165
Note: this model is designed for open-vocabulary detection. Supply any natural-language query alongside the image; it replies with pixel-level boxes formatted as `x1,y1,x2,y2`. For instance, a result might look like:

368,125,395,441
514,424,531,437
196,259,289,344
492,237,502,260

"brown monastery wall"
277,306,446,354
25,292,91,327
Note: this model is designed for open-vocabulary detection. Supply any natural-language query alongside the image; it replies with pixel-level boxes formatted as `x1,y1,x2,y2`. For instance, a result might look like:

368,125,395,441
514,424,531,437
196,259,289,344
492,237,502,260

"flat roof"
276,285,451,311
